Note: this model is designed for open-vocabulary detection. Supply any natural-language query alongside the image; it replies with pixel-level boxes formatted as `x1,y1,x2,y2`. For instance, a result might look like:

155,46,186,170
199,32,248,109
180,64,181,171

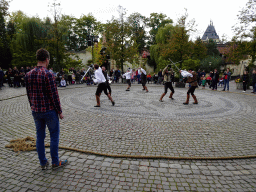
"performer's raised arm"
180,70,193,78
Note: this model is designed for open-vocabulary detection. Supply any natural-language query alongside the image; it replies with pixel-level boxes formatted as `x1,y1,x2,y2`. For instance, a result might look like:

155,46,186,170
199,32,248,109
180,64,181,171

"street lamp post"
87,27,99,64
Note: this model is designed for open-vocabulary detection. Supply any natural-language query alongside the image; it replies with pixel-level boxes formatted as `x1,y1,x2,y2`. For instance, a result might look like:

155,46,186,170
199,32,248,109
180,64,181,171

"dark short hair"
188,69,193,71
94,64,99,69
36,48,50,61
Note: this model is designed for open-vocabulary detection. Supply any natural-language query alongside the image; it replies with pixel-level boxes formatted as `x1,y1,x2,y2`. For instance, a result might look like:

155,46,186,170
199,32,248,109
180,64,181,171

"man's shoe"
159,100,163,102
112,101,115,106
126,89,130,91
52,160,68,170
41,161,49,170
183,102,188,105
94,105,100,107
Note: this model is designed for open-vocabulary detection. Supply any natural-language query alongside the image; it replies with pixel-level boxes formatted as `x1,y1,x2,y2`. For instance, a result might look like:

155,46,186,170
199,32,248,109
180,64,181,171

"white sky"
8,0,248,41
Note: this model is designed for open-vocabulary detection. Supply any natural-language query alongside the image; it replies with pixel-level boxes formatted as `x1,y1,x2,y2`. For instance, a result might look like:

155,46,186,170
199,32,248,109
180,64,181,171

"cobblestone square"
0,82,256,191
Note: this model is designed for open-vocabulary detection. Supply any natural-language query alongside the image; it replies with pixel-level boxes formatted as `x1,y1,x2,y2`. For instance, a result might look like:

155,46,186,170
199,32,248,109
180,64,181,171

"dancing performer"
179,69,198,105
93,64,115,107
138,67,148,92
102,66,112,96
159,65,175,102
122,68,132,91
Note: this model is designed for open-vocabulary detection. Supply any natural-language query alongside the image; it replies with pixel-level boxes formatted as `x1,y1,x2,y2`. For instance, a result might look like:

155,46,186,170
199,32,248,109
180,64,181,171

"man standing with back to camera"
25,48,68,170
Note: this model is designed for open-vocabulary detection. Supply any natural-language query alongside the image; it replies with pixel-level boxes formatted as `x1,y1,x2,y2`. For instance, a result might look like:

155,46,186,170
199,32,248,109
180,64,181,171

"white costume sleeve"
93,67,106,84
139,68,146,75
181,70,193,78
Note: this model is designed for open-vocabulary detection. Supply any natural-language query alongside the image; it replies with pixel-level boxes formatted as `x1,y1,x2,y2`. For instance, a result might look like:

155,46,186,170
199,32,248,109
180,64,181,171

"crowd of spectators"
0,66,255,94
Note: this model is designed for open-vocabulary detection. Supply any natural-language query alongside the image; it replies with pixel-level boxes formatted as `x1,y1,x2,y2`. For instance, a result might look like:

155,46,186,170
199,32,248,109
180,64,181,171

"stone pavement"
0,81,256,192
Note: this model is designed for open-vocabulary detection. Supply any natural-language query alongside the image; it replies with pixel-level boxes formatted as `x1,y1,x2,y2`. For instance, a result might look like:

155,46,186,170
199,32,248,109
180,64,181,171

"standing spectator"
157,69,163,84
197,69,201,86
25,48,68,170
68,68,73,85
114,68,121,83
201,70,206,78
13,73,21,88
136,69,141,84
13,66,19,76
19,67,25,73
109,69,114,78
242,71,249,93
20,72,26,87
7,68,13,87
153,73,158,84
222,68,231,91
59,68,65,77
131,69,136,84
252,69,256,94
0,67,4,89
147,73,152,84
211,69,219,90
25,66,31,74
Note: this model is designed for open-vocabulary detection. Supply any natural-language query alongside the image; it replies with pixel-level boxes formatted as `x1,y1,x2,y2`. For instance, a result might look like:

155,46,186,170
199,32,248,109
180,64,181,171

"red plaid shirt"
25,66,62,114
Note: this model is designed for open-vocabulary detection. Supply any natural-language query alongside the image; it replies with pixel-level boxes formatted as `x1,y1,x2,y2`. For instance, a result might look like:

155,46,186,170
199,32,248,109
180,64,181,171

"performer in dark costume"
138,67,148,92
93,64,115,107
102,66,112,96
179,69,198,105
159,65,175,102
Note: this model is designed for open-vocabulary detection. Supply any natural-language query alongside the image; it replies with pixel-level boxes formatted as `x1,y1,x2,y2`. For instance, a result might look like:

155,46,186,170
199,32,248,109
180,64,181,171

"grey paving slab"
0,81,256,191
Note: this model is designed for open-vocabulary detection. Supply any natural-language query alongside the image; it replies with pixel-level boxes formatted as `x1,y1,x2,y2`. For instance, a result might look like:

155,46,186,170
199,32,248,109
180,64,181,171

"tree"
233,0,256,66
103,11,137,72
74,14,100,52
0,0,11,69
127,12,147,54
10,17,47,68
147,13,173,46
200,56,222,72
206,39,220,57
191,37,207,60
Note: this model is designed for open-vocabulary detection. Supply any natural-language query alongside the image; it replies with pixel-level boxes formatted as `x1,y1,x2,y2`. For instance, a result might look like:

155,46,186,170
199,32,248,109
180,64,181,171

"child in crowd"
201,75,206,89
72,73,76,84
60,77,66,87
218,76,224,87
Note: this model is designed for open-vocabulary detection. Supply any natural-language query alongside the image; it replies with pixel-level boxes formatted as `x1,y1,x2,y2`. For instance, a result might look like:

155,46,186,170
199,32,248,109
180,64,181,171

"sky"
8,0,249,41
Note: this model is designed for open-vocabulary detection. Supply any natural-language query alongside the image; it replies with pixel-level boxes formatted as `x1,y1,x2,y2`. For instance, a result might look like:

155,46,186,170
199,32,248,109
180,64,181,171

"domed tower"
202,21,220,43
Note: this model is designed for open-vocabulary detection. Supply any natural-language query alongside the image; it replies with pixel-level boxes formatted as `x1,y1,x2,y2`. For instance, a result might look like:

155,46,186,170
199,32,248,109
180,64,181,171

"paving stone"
1,83,256,192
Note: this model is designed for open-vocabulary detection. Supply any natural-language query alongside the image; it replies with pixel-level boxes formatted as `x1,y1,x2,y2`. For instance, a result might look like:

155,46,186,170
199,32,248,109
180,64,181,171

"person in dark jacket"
0,67,4,89
7,68,13,87
242,71,249,93
211,69,219,90
252,69,256,93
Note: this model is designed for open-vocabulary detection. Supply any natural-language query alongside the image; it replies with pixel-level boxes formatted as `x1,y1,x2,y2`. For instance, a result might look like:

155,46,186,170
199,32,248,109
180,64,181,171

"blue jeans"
223,79,229,90
32,110,60,166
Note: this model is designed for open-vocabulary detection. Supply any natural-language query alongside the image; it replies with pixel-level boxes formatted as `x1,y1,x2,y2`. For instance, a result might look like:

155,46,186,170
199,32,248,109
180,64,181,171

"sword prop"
169,59,182,71
80,64,94,84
